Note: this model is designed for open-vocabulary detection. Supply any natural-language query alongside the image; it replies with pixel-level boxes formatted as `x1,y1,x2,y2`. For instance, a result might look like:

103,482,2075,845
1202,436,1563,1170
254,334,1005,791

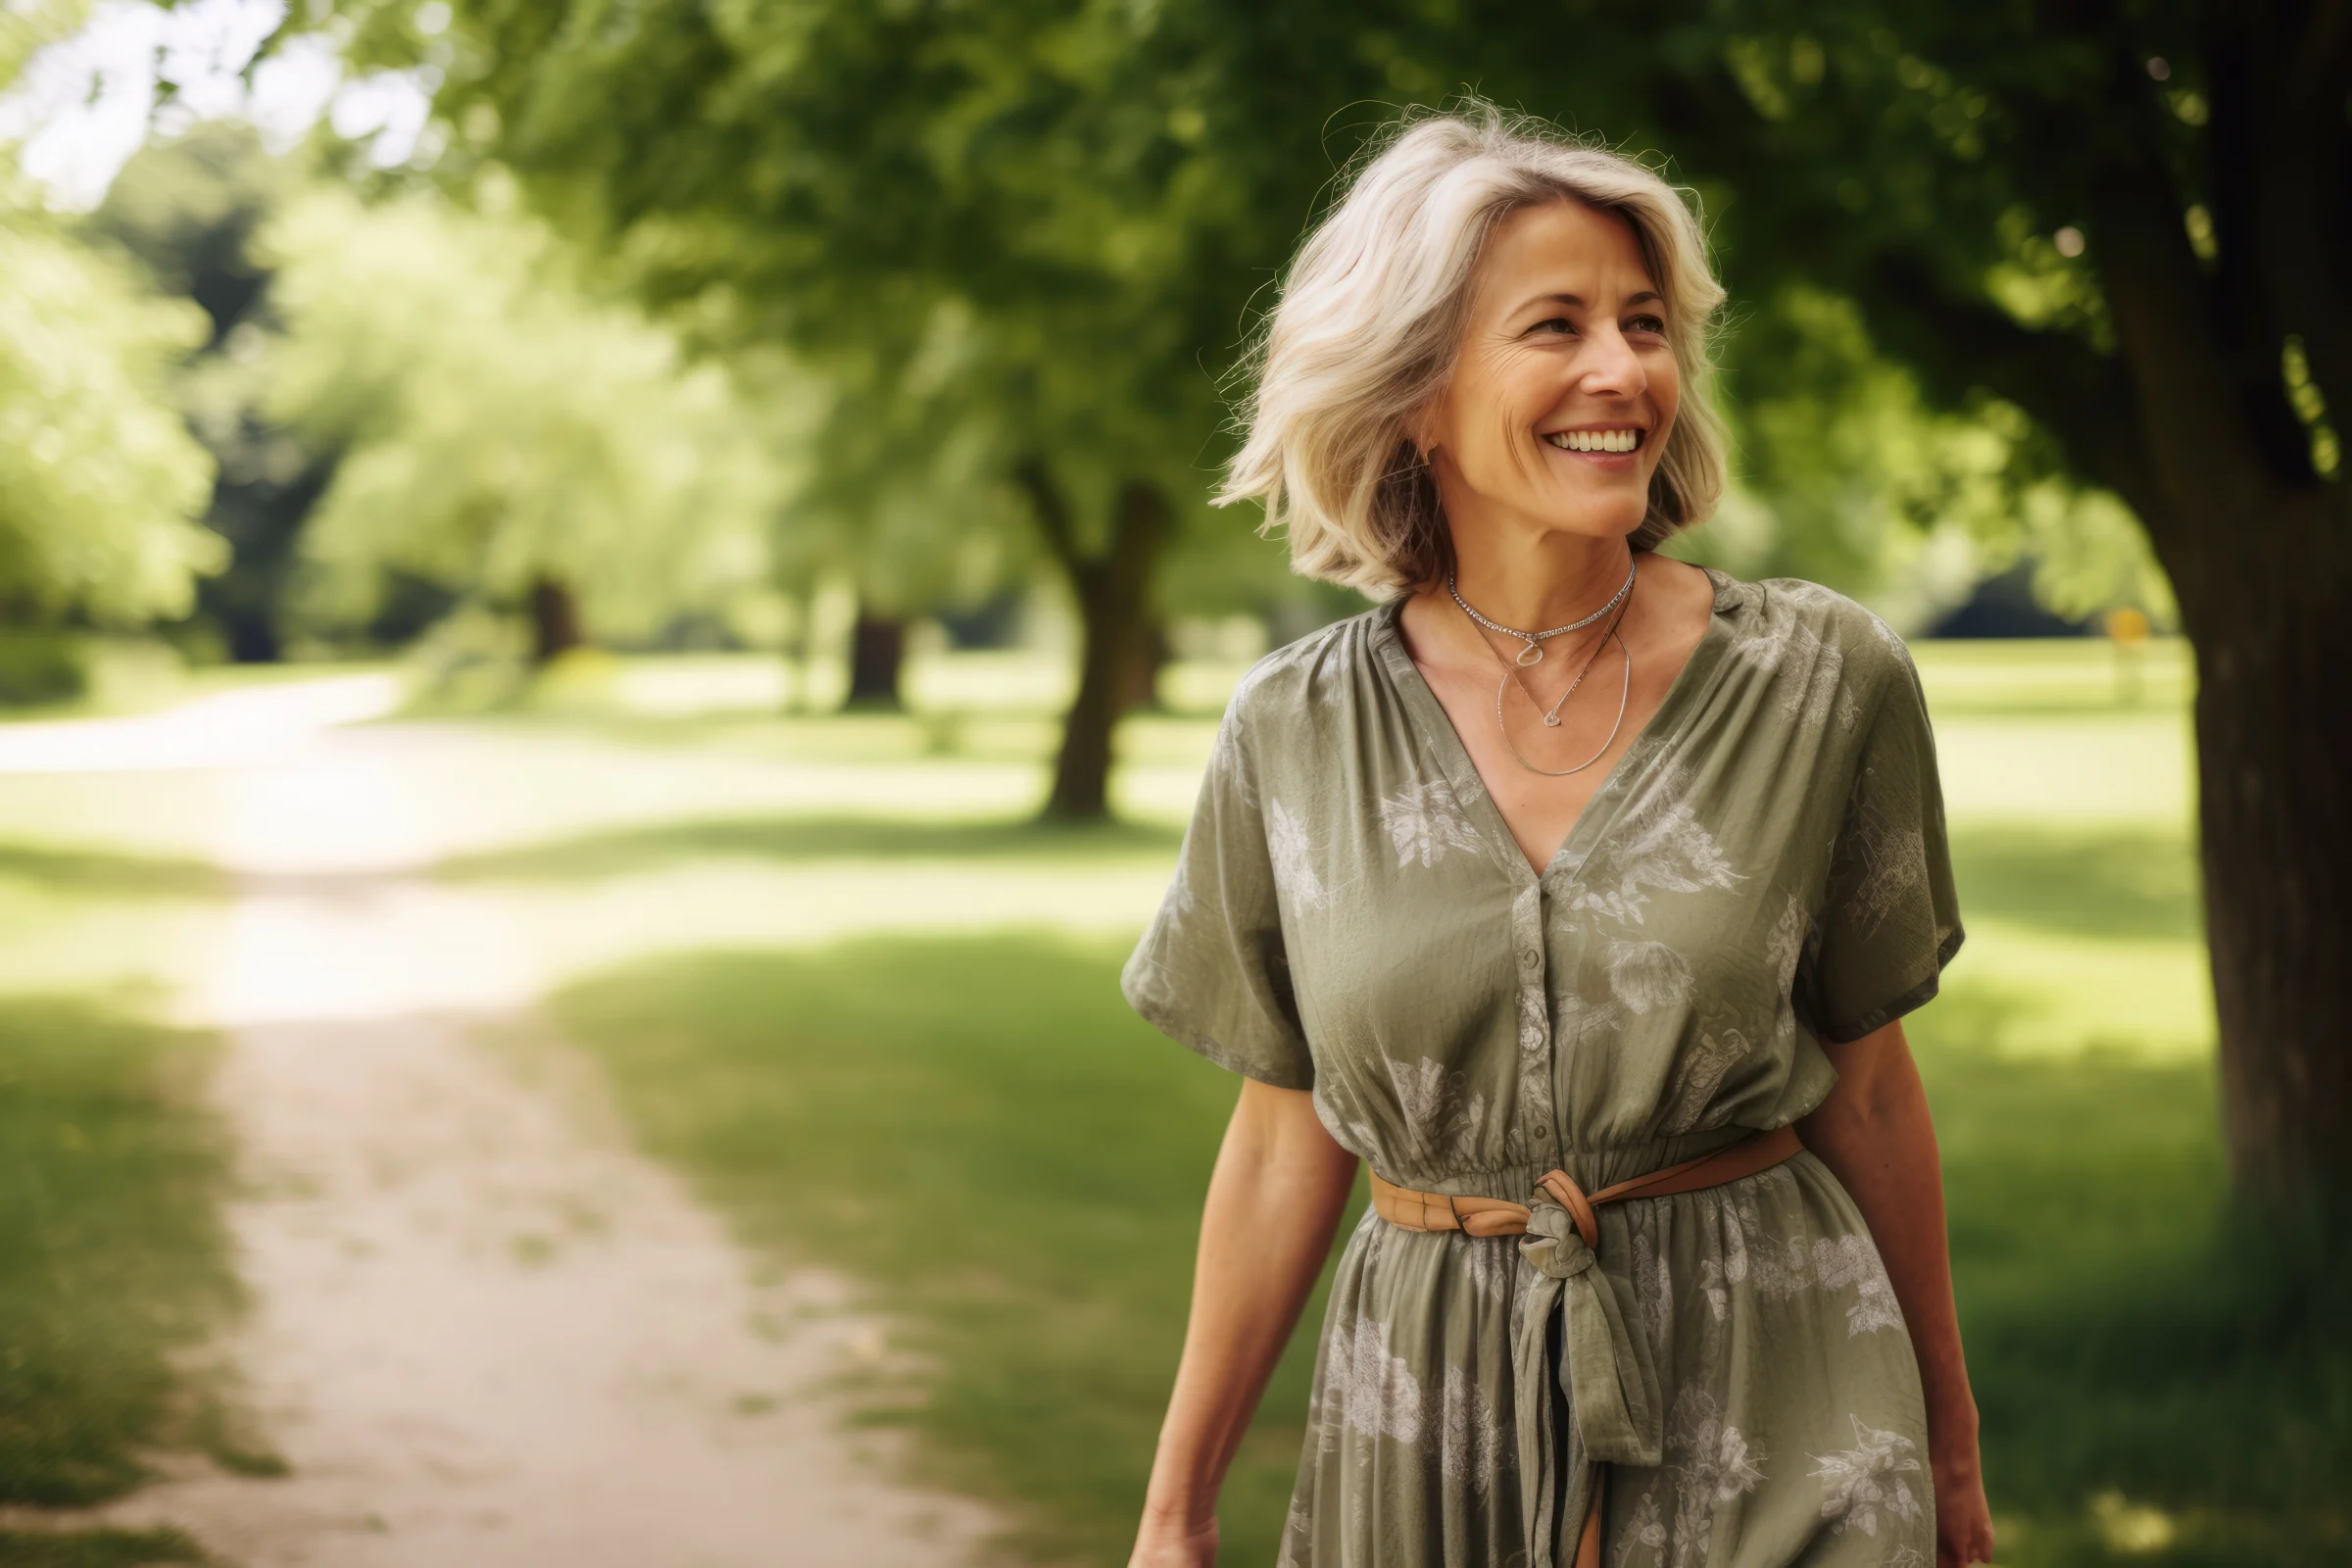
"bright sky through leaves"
0,0,431,208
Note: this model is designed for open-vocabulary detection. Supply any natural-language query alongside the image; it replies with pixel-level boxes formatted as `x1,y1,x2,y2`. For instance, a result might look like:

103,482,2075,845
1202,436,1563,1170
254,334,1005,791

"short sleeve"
1120,698,1314,1089
1791,648,1966,1045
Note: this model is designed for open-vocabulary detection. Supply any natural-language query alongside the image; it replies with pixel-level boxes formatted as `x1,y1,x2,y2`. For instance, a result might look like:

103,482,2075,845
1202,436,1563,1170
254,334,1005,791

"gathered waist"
1374,1124,1782,1205
1367,1122,1807,1568
1369,1124,1803,1244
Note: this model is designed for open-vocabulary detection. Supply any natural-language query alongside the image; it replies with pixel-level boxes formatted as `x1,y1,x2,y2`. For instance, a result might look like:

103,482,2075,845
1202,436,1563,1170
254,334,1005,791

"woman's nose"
1576,325,1647,397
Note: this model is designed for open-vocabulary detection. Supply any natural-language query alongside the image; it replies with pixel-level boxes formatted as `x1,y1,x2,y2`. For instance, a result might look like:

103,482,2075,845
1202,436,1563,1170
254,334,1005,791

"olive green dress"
1122,566,1963,1568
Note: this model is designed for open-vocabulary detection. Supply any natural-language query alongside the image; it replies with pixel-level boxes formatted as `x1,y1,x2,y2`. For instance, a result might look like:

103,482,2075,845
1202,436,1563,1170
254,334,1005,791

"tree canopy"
326,0,2350,1203
253,179,786,657
0,218,222,626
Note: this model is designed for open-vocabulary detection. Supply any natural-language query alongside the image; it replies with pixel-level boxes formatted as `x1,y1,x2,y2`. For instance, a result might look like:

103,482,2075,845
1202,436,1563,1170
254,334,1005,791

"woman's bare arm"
1797,1018,1996,1568
1131,1078,1360,1568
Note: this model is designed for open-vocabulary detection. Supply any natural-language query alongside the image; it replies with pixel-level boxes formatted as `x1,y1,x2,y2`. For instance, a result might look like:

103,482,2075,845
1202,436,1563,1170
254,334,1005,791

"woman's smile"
1541,423,1646,464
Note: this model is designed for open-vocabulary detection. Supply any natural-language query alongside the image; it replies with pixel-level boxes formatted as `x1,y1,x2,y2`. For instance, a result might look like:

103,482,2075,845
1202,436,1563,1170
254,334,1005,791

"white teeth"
1545,429,1642,453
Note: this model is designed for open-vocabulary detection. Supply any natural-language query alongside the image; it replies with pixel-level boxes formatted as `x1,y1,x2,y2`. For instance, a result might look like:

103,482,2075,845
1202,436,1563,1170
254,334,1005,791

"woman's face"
1416,199,1681,550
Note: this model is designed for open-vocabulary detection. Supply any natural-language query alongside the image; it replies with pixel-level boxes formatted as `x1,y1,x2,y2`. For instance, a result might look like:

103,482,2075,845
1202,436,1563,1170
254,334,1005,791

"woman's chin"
1524,494,1650,544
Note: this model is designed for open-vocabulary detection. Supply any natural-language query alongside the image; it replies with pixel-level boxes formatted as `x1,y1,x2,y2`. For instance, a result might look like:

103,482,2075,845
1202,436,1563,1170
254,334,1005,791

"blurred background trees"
0,218,220,648
356,0,2337,1212
253,179,781,662
1,0,2342,1209
91,124,330,663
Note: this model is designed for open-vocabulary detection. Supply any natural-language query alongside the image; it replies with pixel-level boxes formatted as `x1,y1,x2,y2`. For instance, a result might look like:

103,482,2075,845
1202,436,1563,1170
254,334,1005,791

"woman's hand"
1798,1019,1994,1568
1128,1506,1219,1568
1933,1438,1997,1568
1128,1080,1357,1568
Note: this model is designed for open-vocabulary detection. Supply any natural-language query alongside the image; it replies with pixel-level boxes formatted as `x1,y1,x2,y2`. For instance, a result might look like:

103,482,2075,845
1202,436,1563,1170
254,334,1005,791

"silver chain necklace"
1446,559,1638,666
1449,564,1638,777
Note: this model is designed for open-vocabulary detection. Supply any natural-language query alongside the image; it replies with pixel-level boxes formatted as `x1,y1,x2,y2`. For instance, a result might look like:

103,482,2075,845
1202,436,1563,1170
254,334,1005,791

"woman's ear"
1404,400,1440,463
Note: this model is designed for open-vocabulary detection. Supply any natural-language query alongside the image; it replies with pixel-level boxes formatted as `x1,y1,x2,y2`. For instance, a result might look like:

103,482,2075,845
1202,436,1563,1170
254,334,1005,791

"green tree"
90,123,335,662
332,0,2347,1207
0,219,222,627
353,0,1314,814
254,181,783,660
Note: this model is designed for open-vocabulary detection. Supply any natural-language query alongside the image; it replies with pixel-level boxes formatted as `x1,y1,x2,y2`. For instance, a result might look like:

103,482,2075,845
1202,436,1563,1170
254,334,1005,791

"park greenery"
7,632,2341,1564
0,4,2348,1560
320,0,2339,1213
0,217,219,643
0,994,242,1568
254,178,785,660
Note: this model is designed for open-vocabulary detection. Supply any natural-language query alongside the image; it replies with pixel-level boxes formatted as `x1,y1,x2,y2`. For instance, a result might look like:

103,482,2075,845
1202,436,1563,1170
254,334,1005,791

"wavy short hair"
1219,104,1730,599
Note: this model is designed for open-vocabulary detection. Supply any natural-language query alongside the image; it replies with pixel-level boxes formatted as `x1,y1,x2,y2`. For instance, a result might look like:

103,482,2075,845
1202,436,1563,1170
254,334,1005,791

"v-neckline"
1373,564,1737,886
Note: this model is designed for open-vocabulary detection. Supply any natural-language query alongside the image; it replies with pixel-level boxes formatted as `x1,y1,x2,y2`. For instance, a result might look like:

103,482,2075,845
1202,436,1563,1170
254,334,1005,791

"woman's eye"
1627,314,1668,336
1530,318,1576,336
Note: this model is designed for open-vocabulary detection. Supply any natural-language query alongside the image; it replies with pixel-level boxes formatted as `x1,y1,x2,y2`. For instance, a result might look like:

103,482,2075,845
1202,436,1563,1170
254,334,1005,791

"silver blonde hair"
1219,103,1730,598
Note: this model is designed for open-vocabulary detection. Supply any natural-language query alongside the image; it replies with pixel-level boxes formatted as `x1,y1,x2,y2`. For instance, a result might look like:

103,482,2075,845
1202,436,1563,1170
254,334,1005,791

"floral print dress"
1122,566,1963,1568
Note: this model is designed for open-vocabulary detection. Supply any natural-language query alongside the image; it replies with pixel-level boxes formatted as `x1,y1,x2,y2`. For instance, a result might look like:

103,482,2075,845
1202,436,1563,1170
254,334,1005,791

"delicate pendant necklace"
1451,567,1638,777
1446,559,1637,665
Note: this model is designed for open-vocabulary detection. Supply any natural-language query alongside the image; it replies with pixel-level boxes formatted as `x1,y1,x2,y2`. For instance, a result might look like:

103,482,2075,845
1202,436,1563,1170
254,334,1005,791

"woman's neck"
1443,529,1639,635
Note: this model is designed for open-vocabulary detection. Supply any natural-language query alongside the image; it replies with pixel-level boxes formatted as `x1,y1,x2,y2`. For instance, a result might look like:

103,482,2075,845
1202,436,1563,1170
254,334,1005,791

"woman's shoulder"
1222,603,1391,730
1719,569,1920,681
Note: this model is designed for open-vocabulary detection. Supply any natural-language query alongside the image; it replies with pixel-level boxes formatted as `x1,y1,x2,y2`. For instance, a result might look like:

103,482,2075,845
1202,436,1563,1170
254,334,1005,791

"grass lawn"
0,758,256,1562
0,1527,207,1566
549,933,2346,1567
0,639,2326,1565
518,638,2342,1566
0,996,255,1511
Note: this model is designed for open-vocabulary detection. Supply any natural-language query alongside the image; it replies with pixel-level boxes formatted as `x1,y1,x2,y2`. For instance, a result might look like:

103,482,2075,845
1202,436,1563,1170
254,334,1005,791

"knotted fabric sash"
1368,1125,1804,1568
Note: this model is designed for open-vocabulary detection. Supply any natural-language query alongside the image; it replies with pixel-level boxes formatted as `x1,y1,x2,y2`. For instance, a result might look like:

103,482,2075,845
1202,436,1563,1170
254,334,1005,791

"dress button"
1520,950,1541,971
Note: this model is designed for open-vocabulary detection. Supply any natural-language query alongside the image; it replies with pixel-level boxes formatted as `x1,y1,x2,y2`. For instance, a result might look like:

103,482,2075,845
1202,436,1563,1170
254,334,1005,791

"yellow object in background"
2104,606,2153,706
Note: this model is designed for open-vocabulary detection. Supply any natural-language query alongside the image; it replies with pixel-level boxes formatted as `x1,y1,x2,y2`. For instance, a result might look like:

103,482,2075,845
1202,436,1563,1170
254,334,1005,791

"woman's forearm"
1137,1079,1359,1548
1796,1021,1979,1451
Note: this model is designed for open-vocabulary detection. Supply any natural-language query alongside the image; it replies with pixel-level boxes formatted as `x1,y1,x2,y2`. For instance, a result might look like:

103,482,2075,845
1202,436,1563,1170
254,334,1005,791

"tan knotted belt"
1368,1124,1804,1568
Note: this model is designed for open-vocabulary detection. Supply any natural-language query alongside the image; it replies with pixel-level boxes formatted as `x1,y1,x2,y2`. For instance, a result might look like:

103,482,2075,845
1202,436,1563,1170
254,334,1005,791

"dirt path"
70,688,1005,1566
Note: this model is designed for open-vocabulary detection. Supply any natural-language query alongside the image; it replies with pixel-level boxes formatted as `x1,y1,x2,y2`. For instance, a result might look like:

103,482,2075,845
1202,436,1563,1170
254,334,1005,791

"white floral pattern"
1321,1315,1423,1447
1380,778,1487,868
1614,1488,1668,1568
1615,1391,1769,1568
1606,940,1697,1013
1387,1054,1490,1167
1556,771,1745,928
1437,1363,1505,1490
1685,1175,1905,1336
1842,803,1931,943
1661,1022,1757,1134
1728,592,1860,734
1810,1415,1925,1539
1266,796,1326,909
1812,1234,1907,1336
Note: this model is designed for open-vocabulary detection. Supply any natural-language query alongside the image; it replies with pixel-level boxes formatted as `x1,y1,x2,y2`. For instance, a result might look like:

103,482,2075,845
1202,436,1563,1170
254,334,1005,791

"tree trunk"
845,611,906,709
2172,499,2352,1212
1117,617,1169,712
528,575,583,663
1015,462,1171,821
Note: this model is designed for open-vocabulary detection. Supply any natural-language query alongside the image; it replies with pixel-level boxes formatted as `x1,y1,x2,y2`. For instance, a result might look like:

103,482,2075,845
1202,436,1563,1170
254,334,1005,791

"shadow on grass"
0,1526,205,1565
0,847,224,901
0,997,254,1513
548,935,2347,1568
1910,982,2348,1565
1946,823,2202,942
439,814,1184,883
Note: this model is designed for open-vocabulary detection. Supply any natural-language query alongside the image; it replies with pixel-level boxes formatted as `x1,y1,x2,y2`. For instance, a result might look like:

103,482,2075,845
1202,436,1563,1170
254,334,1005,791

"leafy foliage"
0,220,221,626
253,181,786,643
90,124,333,662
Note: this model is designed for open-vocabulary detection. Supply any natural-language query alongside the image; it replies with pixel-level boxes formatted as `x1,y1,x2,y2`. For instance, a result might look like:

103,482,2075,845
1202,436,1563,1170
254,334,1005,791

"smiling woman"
1220,110,1726,597
1125,104,1997,1568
